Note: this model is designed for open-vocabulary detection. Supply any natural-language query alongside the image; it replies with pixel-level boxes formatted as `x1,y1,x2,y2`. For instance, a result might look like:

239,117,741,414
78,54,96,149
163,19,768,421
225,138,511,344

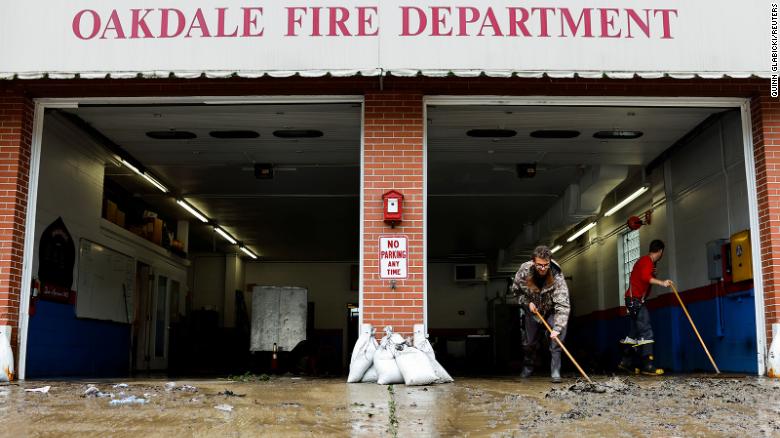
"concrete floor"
1,375,779,437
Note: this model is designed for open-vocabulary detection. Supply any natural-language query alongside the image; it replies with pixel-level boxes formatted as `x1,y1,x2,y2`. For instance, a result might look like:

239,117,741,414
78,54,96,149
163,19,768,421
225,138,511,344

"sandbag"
415,337,454,384
0,327,14,382
347,328,378,383
375,347,404,385
394,346,438,386
361,365,378,383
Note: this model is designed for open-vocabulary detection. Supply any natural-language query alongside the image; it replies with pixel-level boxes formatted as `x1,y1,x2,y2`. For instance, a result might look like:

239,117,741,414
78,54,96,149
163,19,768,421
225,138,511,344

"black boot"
550,354,562,383
641,355,664,376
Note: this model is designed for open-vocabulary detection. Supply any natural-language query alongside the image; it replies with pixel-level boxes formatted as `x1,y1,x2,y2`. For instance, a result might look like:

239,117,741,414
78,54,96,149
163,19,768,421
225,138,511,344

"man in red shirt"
618,239,672,375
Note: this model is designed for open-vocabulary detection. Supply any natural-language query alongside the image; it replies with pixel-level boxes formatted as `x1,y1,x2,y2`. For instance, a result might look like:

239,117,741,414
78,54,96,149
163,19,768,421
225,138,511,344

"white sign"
0,1,769,78
379,236,408,279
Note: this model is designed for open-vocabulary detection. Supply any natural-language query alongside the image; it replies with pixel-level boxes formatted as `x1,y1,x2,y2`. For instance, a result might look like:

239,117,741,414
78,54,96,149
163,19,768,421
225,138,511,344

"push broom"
530,306,593,384
671,282,720,374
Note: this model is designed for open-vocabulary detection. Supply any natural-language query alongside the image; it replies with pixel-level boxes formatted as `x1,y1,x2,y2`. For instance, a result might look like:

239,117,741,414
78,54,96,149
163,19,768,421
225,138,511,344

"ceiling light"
214,226,237,245
466,129,517,138
273,130,323,138
530,130,580,139
240,246,258,259
566,222,597,242
142,173,168,193
604,186,649,217
121,159,142,175
176,199,209,223
209,130,259,139
551,245,563,254
123,159,168,193
593,130,644,139
146,131,197,140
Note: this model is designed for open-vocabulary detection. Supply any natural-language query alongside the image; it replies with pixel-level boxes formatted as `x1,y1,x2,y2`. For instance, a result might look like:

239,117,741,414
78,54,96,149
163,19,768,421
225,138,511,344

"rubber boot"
550,353,562,383
641,355,664,376
617,357,633,373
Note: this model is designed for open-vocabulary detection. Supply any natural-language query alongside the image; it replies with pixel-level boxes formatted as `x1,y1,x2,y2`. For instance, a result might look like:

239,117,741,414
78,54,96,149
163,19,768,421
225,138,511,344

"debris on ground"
546,377,637,397
109,395,147,406
178,385,198,392
227,372,270,382
83,384,112,398
214,403,233,412
164,382,176,391
24,386,51,394
112,383,129,389
218,389,246,397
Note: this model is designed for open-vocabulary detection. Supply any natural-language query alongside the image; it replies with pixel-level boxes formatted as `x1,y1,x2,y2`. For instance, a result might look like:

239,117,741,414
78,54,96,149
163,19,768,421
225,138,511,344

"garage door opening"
25,101,362,378
426,103,760,376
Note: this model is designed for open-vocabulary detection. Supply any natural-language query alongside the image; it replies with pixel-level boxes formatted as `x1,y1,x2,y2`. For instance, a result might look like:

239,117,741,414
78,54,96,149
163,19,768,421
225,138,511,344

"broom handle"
531,307,593,384
670,283,721,374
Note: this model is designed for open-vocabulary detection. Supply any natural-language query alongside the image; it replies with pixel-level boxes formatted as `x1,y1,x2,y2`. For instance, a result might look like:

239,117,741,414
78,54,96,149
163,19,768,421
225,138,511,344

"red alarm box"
382,190,404,226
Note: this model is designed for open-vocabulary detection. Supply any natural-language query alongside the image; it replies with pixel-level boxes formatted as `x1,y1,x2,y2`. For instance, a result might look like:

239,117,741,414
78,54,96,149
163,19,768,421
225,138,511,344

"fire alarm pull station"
382,190,404,227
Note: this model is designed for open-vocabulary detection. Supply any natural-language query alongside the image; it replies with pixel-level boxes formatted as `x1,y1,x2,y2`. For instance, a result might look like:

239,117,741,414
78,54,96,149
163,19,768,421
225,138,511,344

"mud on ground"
1,375,778,437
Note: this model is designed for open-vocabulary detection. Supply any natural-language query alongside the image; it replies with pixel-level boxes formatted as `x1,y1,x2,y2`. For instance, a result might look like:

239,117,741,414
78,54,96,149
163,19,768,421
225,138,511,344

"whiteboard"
76,239,136,324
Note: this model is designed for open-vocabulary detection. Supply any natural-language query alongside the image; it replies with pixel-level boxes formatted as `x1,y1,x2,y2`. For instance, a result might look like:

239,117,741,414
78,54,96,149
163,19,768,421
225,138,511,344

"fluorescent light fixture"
214,226,237,244
142,173,168,193
566,222,597,242
240,246,258,259
604,186,649,217
122,158,168,193
176,199,209,223
551,245,563,254
121,159,142,175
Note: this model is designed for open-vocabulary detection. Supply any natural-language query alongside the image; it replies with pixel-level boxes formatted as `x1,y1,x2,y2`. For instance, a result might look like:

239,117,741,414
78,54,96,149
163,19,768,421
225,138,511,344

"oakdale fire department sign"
379,236,408,279
0,1,769,78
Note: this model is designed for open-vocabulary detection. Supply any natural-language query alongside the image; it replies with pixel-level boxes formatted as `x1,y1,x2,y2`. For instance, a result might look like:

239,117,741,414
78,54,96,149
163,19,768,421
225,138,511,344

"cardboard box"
105,200,118,223
152,218,163,245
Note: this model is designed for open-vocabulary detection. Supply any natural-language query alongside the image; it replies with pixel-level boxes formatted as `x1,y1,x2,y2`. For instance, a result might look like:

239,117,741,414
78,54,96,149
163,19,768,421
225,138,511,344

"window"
619,230,641,295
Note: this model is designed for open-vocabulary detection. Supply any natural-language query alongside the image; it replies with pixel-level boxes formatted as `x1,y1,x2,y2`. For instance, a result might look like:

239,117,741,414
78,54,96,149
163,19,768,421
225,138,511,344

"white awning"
0,1,770,81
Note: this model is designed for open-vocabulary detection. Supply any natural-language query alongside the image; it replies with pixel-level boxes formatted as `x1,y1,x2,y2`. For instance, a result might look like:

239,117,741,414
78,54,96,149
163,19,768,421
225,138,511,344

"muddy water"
0,376,778,437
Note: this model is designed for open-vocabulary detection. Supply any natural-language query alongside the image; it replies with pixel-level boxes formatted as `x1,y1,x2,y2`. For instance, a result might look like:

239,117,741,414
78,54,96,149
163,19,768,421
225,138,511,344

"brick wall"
752,95,780,344
0,76,776,359
0,90,33,358
362,93,424,336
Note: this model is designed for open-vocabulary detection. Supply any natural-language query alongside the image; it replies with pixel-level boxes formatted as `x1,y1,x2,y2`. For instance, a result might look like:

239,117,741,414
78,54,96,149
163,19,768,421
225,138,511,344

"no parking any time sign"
379,236,408,279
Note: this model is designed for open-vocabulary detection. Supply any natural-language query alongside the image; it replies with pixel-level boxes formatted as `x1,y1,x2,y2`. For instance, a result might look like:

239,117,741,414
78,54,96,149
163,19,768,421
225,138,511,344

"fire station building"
0,2,776,378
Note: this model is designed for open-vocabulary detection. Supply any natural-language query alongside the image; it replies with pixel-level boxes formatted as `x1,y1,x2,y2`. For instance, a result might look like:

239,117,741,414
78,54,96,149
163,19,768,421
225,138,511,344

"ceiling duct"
499,165,627,271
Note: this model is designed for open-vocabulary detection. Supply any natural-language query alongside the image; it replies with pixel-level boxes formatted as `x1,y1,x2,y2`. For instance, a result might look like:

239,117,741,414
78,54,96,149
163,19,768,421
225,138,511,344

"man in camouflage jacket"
510,245,571,383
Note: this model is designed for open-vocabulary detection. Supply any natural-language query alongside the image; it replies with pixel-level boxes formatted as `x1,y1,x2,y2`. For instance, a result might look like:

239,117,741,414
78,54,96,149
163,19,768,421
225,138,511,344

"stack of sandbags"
347,324,378,383
413,324,453,384
346,325,453,386
374,327,405,385
392,341,438,386
0,326,14,382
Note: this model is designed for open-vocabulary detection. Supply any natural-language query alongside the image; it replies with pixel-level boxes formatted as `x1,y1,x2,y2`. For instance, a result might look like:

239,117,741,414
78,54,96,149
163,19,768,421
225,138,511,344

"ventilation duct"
499,165,628,271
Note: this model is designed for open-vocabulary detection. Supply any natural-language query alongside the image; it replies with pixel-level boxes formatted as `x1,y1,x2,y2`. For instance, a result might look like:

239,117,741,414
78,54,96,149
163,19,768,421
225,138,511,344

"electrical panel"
730,230,753,282
706,239,728,280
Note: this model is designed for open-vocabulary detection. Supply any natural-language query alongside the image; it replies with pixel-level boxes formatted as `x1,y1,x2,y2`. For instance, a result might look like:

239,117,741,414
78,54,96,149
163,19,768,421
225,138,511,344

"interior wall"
243,262,357,331
427,263,505,330
191,253,227,324
28,114,188,377
561,111,749,316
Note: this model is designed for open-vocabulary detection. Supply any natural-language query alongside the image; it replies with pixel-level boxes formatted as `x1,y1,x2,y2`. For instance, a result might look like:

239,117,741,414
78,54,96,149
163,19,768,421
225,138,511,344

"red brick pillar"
752,95,780,347
361,93,425,336
0,90,33,363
